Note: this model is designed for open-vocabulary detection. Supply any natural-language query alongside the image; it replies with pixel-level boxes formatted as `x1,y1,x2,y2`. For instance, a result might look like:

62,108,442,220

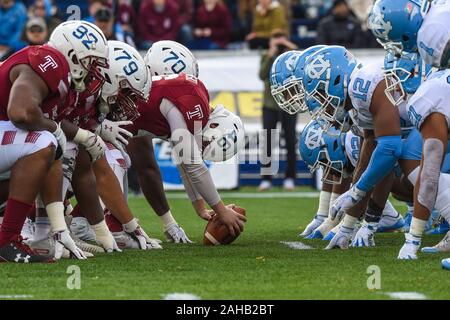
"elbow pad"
356,135,403,192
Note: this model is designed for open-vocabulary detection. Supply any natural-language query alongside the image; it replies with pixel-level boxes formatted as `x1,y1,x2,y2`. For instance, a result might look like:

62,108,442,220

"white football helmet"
202,105,245,162
144,40,199,77
101,40,151,121
48,20,109,93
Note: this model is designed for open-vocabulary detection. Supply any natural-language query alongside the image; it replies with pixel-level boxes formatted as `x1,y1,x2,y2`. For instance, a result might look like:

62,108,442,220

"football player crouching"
121,59,246,239
368,0,450,259
299,120,402,247
0,20,113,262
66,40,162,251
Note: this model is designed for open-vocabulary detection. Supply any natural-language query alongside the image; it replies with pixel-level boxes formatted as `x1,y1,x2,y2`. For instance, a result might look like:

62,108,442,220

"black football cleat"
0,236,55,263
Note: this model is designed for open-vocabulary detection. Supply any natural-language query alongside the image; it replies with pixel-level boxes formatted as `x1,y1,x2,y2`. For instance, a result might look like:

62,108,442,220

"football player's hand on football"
196,208,214,221
215,203,247,237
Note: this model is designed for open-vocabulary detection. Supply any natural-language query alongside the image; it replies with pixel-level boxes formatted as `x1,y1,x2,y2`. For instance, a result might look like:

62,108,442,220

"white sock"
34,217,51,241
46,202,67,232
317,191,332,217
410,217,427,238
342,214,358,230
160,210,176,228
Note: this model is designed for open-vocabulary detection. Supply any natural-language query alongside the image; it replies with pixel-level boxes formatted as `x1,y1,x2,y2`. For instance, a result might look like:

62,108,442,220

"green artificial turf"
0,190,449,300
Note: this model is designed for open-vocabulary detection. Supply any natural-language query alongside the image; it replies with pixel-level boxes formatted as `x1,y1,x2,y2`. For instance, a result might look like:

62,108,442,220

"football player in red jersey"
0,20,112,262
124,72,247,238
66,41,162,250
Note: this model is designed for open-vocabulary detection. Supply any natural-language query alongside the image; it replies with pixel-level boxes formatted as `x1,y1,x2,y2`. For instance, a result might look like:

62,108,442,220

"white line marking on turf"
0,294,33,299
163,293,201,300
128,192,320,200
384,292,428,300
280,241,314,250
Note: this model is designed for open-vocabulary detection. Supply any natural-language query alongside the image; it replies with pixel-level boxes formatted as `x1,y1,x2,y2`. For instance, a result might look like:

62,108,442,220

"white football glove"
351,221,377,247
73,128,107,162
52,122,67,159
398,233,421,260
330,186,366,221
300,214,327,237
123,218,163,250
165,223,193,244
95,119,133,149
53,229,87,260
325,226,353,250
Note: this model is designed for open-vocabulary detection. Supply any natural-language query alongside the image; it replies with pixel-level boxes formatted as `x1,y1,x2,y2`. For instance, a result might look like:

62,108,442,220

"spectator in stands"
94,7,136,47
87,0,108,22
137,0,180,50
28,0,62,34
191,0,232,49
238,0,256,36
348,0,380,48
259,31,298,191
0,0,27,61
23,17,48,46
177,0,194,45
117,0,136,35
316,0,364,48
246,0,288,50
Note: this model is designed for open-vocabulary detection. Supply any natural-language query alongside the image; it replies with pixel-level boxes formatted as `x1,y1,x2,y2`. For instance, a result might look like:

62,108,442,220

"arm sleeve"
161,99,222,207
355,135,403,192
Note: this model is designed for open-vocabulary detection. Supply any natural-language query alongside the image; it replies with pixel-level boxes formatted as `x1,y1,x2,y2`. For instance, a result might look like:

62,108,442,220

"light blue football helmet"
303,46,360,132
299,119,348,185
270,50,302,114
383,47,433,106
270,45,326,114
368,0,430,52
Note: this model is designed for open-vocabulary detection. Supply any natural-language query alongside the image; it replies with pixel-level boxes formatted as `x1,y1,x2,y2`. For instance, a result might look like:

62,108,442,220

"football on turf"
203,205,246,245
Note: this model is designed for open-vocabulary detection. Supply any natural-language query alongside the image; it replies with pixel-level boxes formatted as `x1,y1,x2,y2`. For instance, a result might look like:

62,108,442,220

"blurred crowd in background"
0,0,379,60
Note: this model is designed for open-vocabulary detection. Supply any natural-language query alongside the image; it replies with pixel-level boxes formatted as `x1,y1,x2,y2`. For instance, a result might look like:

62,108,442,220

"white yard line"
280,241,315,250
383,292,428,300
162,293,201,300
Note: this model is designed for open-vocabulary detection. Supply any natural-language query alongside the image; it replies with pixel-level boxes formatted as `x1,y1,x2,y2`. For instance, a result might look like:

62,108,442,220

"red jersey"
0,45,71,121
131,74,211,138
63,79,103,131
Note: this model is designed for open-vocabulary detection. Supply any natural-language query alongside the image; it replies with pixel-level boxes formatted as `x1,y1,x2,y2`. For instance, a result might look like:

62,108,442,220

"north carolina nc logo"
305,126,324,150
368,5,392,40
306,54,331,80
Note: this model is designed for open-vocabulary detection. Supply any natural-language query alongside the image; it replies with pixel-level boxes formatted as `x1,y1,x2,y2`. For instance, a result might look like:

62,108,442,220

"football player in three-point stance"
369,0,450,261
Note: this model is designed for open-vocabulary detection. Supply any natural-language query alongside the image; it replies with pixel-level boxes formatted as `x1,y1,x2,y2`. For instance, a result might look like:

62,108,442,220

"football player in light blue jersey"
299,120,405,247
368,0,450,69
302,46,434,250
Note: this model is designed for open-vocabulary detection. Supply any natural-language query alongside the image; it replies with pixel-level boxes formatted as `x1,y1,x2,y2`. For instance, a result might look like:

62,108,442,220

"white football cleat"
113,231,162,250
300,214,327,237
398,233,421,260
70,217,97,242
325,226,353,250
351,221,376,247
165,223,193,243
20,218,35,242
421,230,450,253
